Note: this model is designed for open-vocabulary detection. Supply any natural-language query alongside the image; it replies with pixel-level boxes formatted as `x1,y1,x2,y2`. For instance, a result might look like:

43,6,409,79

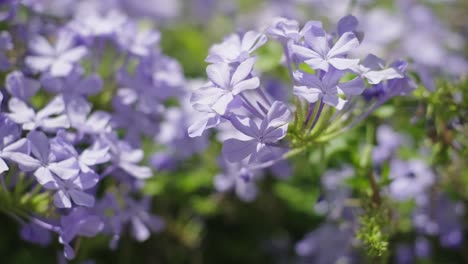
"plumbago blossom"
188,15,413,200
0,1,208,260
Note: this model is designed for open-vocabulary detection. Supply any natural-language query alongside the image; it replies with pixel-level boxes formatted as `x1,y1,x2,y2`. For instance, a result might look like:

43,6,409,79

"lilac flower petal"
41,115,71,131
6,71,40,100
265,101,291,127
0,158,8,174
37,96,65,119
55,31,75,53
328,32,359,58
291,44,321,61
191,86,226,111
80,147,110,166
66,96,91,126
50,60,74,77
211,92,234,115
294,86,322,103
188,115,215,138
54,190,72,208
232,77,259,95
328,57,360,70
25,56,54,72
48,158,80,180
77,216,103,237
229,116,258,138
63,244,75,260
34,167,56,186
72,172,99,189
206,63,230,88
323,93,346,110
364,68,403,84
119,162,152,179
338,77,365,95
78,74,103,95
27,131,50,162
222,138,257,163
362,54,385,70
231,57,256,86
2,138,29,156
29,35,54,55
9,153,41,171
131,217,150,242
7,98,35,124
69,189,95,207
305,34,328,57
337,15,359,36
242,31,267,53
60,46,87,62
294,71,321,87
20,223,52,246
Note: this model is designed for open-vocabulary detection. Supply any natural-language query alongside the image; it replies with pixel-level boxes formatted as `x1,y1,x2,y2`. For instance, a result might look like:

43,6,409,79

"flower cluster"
0,1,205,260
189,16,413,200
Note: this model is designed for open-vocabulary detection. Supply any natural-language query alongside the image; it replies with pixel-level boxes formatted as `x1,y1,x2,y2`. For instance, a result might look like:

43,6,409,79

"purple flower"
20,222,52,246
192,57,259,115
336,15,359,37
124,197,164,242
41,68,103,126
413,194,464,248
350,54,403,84
388,159,435,201
222,101,290,163
214,159,259,202
291,23,359,71
7,96,70,131
372,125,406,165
10,131,80,185
74,111,112,136
206,31,267,64
25,30,87,77
315,166,354,219
52,171,99,208
157,107,208,159
59,207,103,259
105,134,152,179
116,24,160,57
0,115,29,174
296,223,355,264
265,17,301,43
68,10,127,39
111,98,158,145
188,109,222,138
5,71,40,101
293,68,365,110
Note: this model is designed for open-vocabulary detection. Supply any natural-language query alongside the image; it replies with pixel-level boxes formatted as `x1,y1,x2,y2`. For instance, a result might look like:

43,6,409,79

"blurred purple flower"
388,159,435,201
7,96,70,131
59,207,103,259
206,31,267,64
0,115,29,174
25,31,87,77
5,71,40,101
